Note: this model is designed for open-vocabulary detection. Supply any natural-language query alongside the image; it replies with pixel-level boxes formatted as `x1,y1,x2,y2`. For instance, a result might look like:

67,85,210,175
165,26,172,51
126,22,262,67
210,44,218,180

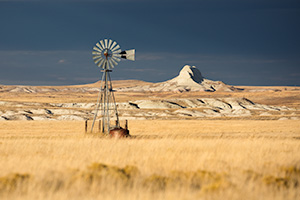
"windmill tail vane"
91,39,135,134
120,49,135,61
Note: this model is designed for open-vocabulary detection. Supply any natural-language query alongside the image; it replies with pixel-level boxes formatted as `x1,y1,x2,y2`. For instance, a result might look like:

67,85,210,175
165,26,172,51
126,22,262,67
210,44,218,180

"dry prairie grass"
0,120,299,200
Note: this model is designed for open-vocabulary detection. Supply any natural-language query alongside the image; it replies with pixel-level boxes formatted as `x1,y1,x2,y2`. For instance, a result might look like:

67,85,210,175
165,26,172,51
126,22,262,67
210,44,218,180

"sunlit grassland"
0,120,299,200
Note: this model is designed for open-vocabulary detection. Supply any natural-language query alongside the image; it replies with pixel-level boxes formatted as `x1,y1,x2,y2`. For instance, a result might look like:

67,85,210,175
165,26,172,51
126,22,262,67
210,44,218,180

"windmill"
91,39,135,134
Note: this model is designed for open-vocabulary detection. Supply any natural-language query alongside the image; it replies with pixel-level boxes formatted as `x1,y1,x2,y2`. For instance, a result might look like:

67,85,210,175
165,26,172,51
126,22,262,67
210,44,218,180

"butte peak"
170,65,204,86
178,65,203,83
116,65,236,92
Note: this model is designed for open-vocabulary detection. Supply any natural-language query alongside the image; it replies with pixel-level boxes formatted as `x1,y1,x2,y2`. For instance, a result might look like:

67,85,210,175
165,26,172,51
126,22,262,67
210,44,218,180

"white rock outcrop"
0,97,297,120
116,65,235,92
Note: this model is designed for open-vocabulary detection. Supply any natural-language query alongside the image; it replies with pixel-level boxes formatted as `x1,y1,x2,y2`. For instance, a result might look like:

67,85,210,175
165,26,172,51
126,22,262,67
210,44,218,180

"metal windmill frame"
91,39,135,133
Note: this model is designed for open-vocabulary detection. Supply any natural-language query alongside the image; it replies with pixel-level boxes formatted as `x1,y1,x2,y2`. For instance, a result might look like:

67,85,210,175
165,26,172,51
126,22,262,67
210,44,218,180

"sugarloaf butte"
0,65,236,93
117,65,236,92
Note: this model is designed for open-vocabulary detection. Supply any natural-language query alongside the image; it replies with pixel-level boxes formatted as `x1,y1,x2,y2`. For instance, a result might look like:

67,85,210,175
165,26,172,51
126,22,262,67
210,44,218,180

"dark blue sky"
0,0,299,86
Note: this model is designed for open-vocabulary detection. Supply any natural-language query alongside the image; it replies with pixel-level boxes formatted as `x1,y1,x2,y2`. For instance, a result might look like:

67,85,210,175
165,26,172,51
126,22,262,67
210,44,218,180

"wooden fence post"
125,120,128,130
98,120,101,133
85,120,88,133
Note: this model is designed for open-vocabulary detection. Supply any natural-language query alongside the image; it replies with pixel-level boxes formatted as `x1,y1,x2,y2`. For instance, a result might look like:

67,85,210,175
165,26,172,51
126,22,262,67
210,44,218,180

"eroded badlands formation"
0,97,296,121
0,65,299,120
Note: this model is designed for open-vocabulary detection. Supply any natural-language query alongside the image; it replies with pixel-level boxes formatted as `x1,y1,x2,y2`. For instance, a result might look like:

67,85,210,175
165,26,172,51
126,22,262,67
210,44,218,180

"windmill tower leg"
91,68,119,134
91,69,105,133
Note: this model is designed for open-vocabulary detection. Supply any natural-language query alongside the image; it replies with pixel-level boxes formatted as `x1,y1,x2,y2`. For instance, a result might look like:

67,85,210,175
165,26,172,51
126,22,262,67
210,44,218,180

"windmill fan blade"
100,40,105,49
111,44,120,52
98,59,105,68
108,60,114,69
113,53,121,57
95,43,103,51
93,55,102,60
103,60,109,69
108,39,113,49
110,41,117,50
94,57,103,64
112,49,121,54
109,60,112,68
104,39,108,48
112,56,121,62
93,46,102,53
97,60,104,67
92,51,102,55
111,58,118,66
112,54,121,60
92,52,101,56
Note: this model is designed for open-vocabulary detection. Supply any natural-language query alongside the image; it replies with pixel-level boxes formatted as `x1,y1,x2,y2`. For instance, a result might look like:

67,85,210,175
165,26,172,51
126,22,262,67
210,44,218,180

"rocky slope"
116,65,236,92
0,98,298,121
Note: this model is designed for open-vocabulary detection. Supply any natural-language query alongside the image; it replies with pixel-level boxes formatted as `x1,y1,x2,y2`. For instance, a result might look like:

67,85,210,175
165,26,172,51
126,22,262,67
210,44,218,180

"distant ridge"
0,80,151,94
0,65,235,93
2,65,297,94
116,65,236,92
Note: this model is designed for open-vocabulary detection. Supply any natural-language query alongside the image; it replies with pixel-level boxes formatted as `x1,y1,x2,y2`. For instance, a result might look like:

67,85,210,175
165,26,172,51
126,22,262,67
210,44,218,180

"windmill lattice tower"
91,39,135,133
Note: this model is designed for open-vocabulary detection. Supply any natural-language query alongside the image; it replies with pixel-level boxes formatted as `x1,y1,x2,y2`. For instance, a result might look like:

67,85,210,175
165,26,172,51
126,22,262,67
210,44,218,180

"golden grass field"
0,82,300,199
0,120,300,200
